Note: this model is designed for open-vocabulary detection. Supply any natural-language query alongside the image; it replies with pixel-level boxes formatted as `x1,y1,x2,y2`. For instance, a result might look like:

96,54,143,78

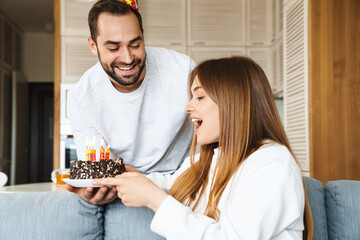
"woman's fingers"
125,166,139,172
93,177,119,186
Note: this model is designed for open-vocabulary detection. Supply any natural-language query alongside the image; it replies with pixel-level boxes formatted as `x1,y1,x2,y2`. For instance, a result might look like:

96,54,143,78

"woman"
94,56,313,239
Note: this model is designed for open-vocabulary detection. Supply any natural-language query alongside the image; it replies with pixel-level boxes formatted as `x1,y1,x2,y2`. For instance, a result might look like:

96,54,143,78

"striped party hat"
119,0,139,11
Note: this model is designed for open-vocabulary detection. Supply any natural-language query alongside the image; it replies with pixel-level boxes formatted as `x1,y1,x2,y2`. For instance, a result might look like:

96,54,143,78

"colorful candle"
100,147,105,160
89,146,93,161
99,138,105,160
105,144,110,160
85,146,90,161
90,135,96,161
92,146,96,161
85,137,90,161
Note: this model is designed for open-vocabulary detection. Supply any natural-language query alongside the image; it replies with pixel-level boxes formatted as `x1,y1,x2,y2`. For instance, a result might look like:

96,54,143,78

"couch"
0,177,359,240
304,177,360,240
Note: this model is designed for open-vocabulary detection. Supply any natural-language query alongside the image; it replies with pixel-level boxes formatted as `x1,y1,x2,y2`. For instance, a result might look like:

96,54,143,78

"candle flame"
100,137,104,147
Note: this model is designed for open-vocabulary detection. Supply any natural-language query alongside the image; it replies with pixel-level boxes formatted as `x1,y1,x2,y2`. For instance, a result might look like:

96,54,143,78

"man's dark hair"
88,0,143,43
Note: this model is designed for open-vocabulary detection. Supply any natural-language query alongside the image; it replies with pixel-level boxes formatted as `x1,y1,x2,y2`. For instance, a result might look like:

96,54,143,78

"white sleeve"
150,163,304,240
146,156,192,191
68,91,101,160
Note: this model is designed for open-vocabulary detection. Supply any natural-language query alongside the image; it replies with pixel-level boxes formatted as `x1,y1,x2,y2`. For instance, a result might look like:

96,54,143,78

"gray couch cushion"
304,177,328,240
0,191,103,240
325,180,360,240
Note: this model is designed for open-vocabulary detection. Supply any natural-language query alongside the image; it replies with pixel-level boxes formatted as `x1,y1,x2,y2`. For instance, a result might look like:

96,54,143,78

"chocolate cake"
69,158,126,179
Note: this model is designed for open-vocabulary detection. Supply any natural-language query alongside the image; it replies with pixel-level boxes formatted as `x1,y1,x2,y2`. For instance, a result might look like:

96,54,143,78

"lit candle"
92,146,96,161
85,137,90,161
85,146,90,161
92,135,96,161
89,146,93,161
99,138,105,160
105,144,110,160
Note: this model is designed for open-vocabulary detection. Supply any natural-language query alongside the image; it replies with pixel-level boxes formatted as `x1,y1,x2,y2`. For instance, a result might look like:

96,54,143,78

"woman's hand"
93,168,168,212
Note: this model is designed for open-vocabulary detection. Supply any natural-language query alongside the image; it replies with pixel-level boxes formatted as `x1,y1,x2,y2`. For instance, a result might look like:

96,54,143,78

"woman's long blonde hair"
168,56,313,239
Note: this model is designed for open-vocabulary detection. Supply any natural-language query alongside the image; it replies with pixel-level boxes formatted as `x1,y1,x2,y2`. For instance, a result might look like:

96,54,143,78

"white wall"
23,32,54,82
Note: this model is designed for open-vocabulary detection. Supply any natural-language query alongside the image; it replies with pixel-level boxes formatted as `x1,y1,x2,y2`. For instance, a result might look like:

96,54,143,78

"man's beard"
98,52,146,87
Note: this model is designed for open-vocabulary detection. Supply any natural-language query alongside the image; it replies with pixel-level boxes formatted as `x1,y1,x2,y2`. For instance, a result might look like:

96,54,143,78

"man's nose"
120,47,133,64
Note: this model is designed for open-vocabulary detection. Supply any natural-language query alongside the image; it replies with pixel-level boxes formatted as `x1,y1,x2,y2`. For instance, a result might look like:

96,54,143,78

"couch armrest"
325,180,360,240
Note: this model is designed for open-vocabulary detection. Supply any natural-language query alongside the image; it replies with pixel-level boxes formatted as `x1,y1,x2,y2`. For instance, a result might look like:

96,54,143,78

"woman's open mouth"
191,118,203,131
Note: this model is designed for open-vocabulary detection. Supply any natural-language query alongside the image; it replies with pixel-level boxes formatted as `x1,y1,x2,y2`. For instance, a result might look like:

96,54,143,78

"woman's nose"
184,102,194,113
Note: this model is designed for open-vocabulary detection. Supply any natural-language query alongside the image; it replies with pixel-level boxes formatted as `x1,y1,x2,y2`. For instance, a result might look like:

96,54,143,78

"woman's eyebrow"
191,86,203,93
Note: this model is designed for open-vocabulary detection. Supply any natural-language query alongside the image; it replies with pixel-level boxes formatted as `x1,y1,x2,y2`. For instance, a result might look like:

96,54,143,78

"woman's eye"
196,96,204,101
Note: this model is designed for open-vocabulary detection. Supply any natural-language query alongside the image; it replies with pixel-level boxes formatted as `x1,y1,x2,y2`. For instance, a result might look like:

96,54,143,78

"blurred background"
0,0,358,186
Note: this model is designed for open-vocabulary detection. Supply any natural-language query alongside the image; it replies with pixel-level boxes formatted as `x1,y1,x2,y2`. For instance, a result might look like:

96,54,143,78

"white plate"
63,178,111,188
0,172,8,188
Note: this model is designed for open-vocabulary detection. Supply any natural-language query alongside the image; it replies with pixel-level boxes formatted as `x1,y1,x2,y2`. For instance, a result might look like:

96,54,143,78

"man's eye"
130,44,140,49
109,48,118,52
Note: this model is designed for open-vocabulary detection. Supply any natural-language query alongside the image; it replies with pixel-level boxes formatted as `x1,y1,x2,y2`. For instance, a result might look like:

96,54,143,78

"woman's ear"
88,36,98,56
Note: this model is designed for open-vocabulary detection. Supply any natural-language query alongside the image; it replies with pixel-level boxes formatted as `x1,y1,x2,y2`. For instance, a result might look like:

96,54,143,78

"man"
66,0,194,208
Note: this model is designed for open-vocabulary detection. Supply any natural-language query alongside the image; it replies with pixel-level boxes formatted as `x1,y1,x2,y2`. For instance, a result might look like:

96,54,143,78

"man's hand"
65,184,118,205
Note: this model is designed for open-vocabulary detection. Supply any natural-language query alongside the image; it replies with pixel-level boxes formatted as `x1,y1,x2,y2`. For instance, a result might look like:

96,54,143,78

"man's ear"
88,36,98,56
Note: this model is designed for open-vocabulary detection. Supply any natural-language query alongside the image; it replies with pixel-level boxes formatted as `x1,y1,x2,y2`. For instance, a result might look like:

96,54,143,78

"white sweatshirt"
148,143,305,239
69,47,195,174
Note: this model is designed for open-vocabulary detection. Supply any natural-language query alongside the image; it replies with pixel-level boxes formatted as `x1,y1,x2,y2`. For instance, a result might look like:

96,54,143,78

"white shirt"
69,47,196,174
148,143,305,239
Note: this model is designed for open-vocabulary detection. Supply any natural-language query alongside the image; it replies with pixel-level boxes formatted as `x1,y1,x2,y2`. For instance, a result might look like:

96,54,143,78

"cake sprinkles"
69,158,126,179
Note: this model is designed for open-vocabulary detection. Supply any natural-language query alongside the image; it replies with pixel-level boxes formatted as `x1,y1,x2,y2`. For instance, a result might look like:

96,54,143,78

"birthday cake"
69,158,126,179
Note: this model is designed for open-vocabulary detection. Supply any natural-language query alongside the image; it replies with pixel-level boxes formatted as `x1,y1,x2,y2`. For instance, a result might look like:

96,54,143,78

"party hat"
119,0,139,11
